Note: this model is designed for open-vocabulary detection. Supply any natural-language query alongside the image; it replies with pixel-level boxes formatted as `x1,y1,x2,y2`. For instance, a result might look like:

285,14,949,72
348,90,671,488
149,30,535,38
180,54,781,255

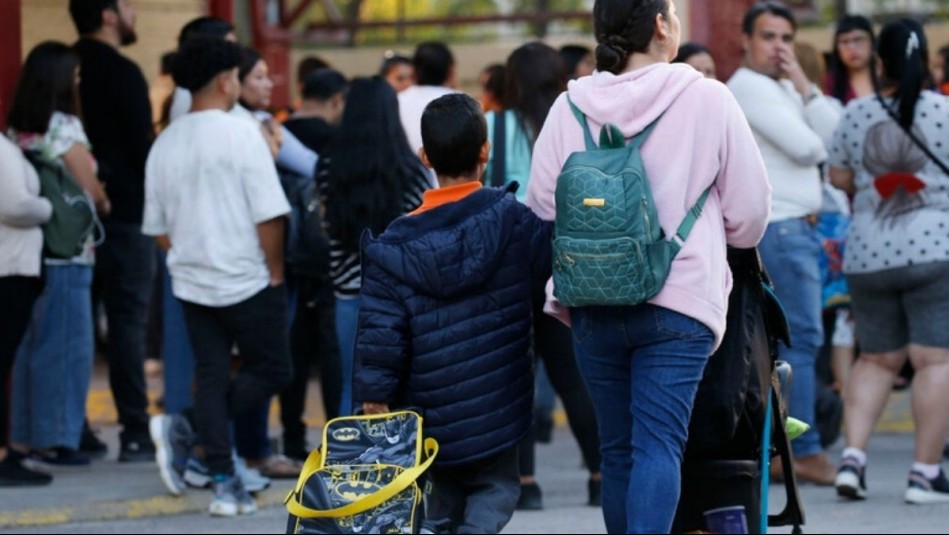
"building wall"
21,0,203,84
19,0,949,94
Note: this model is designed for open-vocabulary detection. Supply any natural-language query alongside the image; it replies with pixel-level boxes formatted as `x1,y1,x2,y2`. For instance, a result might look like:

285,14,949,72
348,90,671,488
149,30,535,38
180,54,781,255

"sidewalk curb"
0,485,292,529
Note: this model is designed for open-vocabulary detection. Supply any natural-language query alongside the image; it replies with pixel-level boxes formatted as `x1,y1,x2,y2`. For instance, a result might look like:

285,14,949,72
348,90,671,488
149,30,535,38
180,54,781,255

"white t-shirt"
142,109,291,307
398,85,456,187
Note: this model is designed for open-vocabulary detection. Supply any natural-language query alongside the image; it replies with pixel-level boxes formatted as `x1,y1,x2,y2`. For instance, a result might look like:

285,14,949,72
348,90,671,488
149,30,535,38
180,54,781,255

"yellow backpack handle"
285,438,438,519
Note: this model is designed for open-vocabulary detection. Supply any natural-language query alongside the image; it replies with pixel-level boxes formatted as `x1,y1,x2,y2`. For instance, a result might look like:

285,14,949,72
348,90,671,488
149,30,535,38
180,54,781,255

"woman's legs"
842,350,906,452
572,305,712,534
907,345,949,465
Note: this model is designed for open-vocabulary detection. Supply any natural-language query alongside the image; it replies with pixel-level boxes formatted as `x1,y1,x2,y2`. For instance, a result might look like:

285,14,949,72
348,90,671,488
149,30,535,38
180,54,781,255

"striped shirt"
318,159,428,298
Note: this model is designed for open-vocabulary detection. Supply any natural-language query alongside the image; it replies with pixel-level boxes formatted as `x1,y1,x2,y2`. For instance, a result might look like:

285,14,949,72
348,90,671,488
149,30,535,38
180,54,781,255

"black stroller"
672,248,806,534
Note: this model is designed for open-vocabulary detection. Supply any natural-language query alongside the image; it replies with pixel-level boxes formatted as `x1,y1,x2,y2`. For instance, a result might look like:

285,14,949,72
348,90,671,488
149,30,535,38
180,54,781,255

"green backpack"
24,151,97,259
552,97,711,307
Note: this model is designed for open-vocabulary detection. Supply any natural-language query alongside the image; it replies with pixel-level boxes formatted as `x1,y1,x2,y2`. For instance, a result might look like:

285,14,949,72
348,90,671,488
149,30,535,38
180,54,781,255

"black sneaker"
516,482,543,511
79,421,108,459
0,452,52,487
905,468,949,505
29,447,91,466
119,431,156,462
835,457,867,500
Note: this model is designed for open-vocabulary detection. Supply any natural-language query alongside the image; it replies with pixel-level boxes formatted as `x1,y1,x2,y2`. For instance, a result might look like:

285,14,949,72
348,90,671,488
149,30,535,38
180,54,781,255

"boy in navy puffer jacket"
354,94,552,534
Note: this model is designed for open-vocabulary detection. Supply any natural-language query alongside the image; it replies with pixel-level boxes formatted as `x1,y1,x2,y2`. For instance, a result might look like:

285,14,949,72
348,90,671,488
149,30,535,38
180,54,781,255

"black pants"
427,446,520,534
0,276,43,446
181,284,293,475
519,285,601,478
280,278,341,454
93,222,156,438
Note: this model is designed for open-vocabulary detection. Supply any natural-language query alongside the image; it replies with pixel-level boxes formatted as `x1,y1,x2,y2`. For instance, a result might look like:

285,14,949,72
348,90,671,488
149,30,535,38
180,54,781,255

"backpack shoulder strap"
627,114,664,151
674,186,713,246
566,95,597,151
490,110,506,187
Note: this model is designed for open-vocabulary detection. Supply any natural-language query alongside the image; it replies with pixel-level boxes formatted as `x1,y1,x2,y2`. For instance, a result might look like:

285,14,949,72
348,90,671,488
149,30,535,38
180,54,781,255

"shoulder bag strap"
491,110,506,187
285,438,439,519
875,94,949,176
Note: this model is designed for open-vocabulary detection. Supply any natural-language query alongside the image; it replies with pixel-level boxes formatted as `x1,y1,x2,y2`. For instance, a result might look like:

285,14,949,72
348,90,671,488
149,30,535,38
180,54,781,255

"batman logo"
334,481,381,501
332,427,361,441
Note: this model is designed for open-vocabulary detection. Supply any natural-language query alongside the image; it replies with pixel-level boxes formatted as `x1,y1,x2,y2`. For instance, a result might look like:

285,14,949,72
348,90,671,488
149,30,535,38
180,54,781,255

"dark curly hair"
172,37,242,92
593,0,669,75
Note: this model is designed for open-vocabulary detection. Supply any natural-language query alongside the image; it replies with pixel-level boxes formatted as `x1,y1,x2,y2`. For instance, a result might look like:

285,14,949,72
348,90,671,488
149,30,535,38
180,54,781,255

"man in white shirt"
728,1,842,486
142,37,292,517
398,42,457,187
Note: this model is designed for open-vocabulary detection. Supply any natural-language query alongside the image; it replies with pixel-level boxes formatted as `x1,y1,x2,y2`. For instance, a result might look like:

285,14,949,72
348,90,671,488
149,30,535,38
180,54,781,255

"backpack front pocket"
553,236,658,307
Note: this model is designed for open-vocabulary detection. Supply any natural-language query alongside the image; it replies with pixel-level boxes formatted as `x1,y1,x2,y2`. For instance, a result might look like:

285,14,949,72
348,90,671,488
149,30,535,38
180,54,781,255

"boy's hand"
362,402,390,415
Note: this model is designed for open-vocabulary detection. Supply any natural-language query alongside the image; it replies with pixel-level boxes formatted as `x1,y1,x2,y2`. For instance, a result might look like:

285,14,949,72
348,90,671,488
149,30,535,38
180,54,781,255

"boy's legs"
429,447,520,534
222,285,293,420
179,300,234,477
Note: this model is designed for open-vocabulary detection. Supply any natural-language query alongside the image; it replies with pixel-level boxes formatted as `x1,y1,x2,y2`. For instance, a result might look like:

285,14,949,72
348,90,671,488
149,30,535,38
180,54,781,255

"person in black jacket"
355,94,552,534
69,0,156,461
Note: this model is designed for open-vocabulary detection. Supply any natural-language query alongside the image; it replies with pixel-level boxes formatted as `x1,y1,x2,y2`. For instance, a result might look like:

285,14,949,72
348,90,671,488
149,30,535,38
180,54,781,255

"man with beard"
69,0,157,462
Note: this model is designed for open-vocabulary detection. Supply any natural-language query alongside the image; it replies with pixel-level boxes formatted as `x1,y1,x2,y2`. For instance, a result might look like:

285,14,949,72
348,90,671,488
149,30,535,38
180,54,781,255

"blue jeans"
571,304,713,534
758,219,823,458
12,264,94,449
335,296,360,416
160,256,195,415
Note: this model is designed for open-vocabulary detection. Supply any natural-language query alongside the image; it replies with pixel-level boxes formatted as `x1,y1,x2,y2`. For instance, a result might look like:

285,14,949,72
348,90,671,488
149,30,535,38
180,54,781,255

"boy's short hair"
178,16,234,46
413,42,454,86
421,94,486,178
172,38,242,92
302,69,348,101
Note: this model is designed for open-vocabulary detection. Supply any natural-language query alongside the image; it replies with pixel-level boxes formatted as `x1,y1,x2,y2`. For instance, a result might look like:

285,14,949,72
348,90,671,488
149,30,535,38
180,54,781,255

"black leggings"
519,286,601,478
0,276,43,446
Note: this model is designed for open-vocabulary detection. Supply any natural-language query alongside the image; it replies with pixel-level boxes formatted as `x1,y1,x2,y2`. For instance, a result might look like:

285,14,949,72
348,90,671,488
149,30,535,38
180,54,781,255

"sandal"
252,454,302,479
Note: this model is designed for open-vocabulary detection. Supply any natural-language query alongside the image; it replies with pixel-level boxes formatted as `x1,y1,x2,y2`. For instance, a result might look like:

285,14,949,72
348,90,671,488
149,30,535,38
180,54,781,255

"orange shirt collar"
409,181,483,216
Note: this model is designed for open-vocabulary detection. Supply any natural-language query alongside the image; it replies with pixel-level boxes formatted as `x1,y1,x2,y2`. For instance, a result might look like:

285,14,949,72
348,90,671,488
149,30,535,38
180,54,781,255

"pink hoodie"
526,63,772,349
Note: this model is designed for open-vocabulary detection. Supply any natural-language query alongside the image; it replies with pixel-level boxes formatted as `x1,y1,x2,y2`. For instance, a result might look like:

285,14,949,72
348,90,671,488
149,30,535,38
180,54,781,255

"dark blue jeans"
571,304,713,534
94,222,156,437
758,219,824,458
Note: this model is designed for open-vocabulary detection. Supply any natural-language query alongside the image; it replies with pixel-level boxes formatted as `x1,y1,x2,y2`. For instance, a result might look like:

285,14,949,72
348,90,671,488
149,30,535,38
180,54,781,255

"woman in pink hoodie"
525,1,772,532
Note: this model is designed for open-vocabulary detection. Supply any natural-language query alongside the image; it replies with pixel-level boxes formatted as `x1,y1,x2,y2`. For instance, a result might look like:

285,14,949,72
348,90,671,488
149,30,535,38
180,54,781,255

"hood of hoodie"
360,185,521,299
567,63,704,135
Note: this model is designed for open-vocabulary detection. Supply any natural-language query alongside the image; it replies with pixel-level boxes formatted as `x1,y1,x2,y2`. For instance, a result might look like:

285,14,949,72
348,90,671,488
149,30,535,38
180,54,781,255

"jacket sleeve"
353,247,410,405
0,142,52,228
734,77,832,167
717,88,772,248
117,65,154,181
526,94,568,222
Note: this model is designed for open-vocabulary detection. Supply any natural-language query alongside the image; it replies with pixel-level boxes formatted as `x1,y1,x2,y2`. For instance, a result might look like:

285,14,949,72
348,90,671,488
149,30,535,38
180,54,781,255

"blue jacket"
354,184,552,466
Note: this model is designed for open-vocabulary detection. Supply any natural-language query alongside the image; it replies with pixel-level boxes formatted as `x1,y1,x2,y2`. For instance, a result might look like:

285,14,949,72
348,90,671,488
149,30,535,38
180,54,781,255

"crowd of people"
1,0,949,532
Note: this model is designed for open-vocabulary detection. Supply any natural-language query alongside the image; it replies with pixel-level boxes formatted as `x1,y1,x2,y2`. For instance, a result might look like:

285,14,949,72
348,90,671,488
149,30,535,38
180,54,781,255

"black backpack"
280,170,330,279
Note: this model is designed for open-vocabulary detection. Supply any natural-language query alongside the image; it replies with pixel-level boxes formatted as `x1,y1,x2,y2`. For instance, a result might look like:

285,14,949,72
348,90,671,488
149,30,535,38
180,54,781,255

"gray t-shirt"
828,91,949,274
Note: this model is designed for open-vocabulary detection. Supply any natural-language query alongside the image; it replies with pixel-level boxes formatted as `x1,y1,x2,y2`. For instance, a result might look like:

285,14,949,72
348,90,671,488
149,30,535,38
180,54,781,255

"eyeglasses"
837,35,870,48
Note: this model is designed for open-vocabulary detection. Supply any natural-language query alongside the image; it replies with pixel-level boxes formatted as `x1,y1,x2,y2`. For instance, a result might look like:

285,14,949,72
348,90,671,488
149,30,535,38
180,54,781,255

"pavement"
0,361,943,534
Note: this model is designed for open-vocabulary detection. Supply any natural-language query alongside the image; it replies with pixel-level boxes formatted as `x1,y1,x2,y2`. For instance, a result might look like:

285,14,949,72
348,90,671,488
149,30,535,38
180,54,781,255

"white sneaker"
209,475,257,517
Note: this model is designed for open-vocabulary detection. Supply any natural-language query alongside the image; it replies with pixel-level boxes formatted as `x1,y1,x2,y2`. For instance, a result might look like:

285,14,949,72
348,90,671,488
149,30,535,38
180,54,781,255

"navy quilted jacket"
354,184,552,466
